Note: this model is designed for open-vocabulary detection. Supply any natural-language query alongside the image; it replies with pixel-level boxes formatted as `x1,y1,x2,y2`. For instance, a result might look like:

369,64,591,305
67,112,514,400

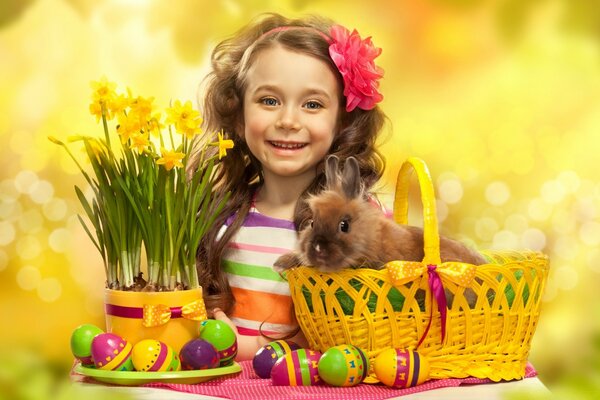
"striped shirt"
221,206,298,336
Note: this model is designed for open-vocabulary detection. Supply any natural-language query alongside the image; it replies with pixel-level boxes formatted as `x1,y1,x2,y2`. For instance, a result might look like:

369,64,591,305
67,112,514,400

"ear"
324,155,340,190
341,157,362,199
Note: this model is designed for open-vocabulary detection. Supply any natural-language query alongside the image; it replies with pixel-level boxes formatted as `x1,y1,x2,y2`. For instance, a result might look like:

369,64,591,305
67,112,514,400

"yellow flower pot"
104,288,206,352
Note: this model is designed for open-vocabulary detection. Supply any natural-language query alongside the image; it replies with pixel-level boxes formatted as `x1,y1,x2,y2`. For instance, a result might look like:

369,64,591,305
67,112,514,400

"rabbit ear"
341,157,362,199
325,155,340,189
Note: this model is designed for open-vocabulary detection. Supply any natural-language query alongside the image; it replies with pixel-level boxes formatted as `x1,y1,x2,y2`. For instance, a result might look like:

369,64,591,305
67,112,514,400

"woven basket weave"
285,157,549,382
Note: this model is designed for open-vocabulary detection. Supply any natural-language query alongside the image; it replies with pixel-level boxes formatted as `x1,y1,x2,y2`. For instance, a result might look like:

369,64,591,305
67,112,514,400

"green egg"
199,319,237,366
70,324,104,366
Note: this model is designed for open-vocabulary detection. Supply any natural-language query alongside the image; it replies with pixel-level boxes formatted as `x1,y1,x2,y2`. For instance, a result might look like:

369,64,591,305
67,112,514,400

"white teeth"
270,141,306,149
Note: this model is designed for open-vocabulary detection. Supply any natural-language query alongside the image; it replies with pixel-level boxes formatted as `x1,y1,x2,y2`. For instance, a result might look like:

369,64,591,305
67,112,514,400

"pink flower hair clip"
328,24,384,112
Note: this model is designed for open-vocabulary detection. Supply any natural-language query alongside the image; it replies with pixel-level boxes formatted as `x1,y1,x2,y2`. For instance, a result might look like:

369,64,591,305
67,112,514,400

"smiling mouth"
268,141,307,150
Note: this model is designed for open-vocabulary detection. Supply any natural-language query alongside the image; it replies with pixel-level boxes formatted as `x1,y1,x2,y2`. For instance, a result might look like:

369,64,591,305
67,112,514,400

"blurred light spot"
17,209,43,234
16,265,41,291
521,228,547,251
551,208,576,234
528,198,553,221
485,181,510,206
492,230,520,249
0,250,8,271
540,180,566,204
16,235,42,260
575,197,598,221
37,278,62,302
0,199,23,220
0,179,20,202
43,198,68,221
541,278,557,302
9,129,33,156
436,199,449,223
28,180,54,204
579,221,600,246
223,0,242,16
554,266,579,291
587,249,600,273
0,221,16,246
557,170,580,193
553,236,579,260
505,213,528,233
438,179,463,204
475,217,499,241
14,170,39,194
49,228,71,253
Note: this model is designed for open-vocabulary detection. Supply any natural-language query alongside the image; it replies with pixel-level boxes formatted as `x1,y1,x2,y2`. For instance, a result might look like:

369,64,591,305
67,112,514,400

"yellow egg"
131,339,180,372
374,348,430,388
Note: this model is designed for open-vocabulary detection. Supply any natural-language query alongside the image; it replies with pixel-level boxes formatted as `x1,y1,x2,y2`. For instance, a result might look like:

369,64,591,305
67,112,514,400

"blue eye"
261,97,278,106
304,101,322,110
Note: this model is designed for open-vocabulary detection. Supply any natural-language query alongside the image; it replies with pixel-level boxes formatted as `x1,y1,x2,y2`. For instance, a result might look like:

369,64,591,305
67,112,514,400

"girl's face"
242,45,341,185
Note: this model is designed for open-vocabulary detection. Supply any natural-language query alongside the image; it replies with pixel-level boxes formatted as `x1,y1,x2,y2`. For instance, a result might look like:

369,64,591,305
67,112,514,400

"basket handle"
392,157,441,266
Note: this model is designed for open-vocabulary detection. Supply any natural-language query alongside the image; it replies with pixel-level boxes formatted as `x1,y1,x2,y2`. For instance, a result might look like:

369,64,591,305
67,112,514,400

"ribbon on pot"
386,260,477,346
105,299,207,327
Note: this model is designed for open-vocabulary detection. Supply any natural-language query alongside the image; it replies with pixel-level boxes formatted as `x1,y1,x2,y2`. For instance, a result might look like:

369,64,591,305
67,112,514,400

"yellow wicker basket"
285,157,549,382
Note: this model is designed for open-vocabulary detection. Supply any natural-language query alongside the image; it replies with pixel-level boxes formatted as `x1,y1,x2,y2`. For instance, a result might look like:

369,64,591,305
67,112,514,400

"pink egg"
91,333,134,371
271,349,322,386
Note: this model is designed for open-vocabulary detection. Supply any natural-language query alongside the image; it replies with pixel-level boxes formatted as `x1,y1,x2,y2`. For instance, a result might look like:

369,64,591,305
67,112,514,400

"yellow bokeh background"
2,0,600,395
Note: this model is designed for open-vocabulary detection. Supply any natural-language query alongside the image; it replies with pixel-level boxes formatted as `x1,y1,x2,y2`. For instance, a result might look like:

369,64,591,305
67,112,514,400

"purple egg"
179,339,220,370
252,340,301,378
91,333,134,371
271,349,323,386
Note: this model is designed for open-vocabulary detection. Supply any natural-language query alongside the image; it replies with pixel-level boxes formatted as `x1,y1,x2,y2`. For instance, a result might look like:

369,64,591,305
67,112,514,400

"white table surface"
73,376,550,399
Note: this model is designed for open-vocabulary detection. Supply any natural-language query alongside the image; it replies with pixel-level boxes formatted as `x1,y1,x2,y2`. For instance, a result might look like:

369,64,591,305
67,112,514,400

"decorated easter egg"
253,340,301,378
70,324,104,367
199,319,237,366
373,348,430,388
271,349,322,386
131,339,181,372
91,333,134,371
179,338,220,370
317,344,369,387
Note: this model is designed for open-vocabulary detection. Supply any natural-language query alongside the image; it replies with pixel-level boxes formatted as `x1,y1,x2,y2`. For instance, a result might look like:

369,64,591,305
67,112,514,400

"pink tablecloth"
140,360,537,400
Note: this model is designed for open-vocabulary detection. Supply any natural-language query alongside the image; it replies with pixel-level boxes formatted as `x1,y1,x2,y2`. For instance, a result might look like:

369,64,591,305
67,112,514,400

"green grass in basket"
300,270,531,315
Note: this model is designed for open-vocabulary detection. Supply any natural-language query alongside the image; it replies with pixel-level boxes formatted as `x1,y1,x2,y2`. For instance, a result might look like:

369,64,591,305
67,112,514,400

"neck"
255,171,315,220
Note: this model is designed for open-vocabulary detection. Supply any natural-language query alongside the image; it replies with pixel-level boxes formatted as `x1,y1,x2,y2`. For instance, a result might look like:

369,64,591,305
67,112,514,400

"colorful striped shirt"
221,206,298,336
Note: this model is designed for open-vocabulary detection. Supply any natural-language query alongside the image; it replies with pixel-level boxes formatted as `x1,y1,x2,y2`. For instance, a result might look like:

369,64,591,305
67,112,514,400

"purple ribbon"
417,264,448,347
105,304,184,319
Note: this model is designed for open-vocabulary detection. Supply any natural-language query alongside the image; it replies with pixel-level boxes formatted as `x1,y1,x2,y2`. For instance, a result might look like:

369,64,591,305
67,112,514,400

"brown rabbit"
274,155,486,273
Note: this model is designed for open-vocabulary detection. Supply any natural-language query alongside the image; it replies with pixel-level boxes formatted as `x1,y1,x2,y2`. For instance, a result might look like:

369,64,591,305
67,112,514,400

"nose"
275,106,301,131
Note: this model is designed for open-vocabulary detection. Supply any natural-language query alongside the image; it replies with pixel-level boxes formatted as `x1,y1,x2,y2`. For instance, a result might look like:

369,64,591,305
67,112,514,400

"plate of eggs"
71,322,241,386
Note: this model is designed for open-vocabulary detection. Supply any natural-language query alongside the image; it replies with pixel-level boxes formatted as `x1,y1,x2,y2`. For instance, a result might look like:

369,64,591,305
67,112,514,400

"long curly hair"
188,13,387,314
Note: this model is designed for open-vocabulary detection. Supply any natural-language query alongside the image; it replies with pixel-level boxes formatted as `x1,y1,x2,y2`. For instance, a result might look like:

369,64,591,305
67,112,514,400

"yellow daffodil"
109,93,130,116
129,95,155,124
165,100,202,139
156,148,185,171
116,112,143,144
130,133,150,154
90,76,117,102
89,77,117,121
209,130,234,159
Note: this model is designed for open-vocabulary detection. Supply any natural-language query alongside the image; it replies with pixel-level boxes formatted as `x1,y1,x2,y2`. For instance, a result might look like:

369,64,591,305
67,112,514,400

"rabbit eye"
308,219,314,229
339,219,350,233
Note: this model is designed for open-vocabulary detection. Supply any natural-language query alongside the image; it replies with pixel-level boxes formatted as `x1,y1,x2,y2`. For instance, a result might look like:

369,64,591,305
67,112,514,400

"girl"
188,13,387,360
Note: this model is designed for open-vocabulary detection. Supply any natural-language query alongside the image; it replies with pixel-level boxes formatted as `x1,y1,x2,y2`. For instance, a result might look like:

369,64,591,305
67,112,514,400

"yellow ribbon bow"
386,260,478,346
142,299,207,328
386,260,477,288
